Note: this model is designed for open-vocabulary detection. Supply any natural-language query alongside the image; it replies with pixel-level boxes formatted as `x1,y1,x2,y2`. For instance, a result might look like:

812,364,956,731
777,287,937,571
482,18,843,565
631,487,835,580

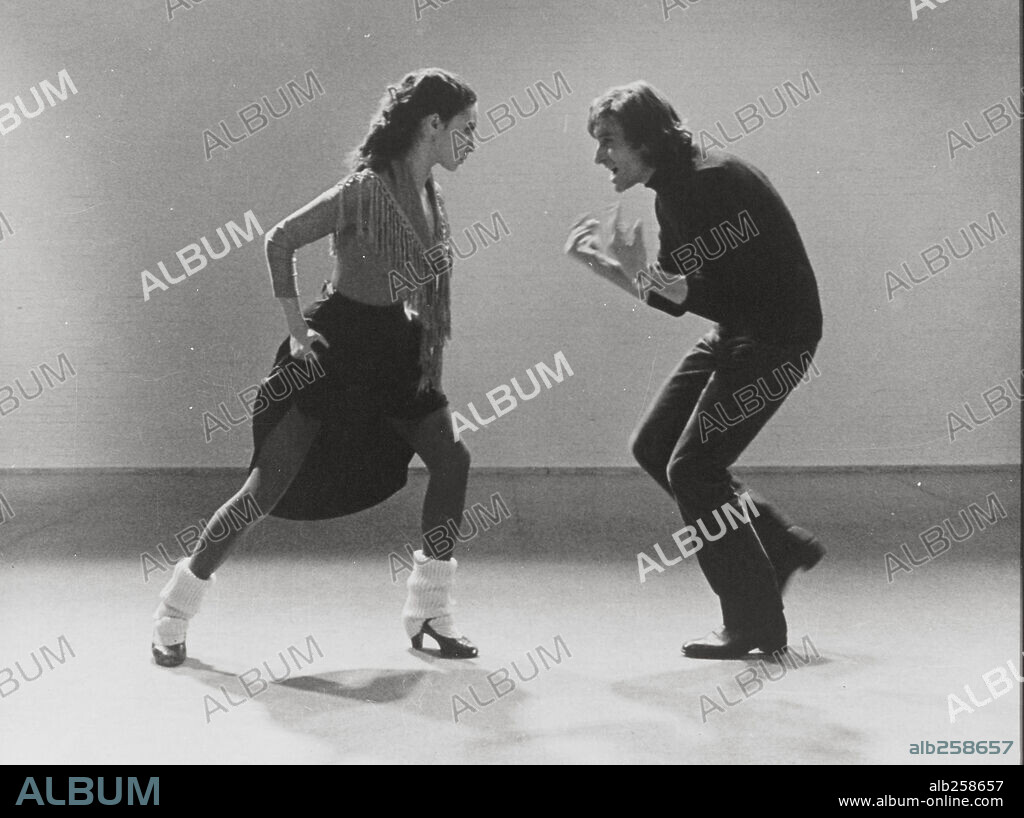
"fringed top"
331,168,453,393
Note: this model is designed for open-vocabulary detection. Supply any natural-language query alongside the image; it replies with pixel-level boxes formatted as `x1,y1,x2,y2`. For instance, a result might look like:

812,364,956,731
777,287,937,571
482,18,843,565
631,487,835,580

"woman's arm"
277,297,312,338
265,185,340,298
264,184,341,357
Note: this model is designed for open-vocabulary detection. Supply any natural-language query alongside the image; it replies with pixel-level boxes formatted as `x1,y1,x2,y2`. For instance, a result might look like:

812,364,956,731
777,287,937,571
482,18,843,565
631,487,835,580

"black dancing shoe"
152,642,187,668
775,527,826,595
682,625,788,660
410,619,479,659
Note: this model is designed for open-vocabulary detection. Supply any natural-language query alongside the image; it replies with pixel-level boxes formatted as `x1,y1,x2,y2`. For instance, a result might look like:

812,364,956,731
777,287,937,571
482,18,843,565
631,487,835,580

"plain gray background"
0,0,1019,468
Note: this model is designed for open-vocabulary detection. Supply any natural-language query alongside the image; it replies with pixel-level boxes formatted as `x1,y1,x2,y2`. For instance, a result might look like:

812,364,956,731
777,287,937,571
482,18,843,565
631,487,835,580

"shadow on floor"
179,652,534,744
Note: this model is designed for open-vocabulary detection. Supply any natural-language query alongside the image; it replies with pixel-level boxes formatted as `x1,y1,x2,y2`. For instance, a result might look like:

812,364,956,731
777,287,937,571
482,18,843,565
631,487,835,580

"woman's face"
435,105,478,171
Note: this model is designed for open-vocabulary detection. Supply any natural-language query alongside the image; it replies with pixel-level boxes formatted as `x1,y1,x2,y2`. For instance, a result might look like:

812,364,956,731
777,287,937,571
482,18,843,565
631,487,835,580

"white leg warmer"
402,551,461,638
152,559,214,646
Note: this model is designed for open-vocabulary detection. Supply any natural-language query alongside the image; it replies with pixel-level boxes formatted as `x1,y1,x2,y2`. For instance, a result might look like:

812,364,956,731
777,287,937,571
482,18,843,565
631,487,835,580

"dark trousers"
630,327,818,632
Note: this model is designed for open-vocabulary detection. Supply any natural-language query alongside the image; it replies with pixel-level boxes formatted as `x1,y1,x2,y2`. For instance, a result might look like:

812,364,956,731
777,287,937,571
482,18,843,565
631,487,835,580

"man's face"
592,115,654,192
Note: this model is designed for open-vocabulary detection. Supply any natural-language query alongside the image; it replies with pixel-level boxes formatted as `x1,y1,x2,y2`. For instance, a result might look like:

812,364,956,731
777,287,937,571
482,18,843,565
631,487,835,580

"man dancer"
565,81,824,658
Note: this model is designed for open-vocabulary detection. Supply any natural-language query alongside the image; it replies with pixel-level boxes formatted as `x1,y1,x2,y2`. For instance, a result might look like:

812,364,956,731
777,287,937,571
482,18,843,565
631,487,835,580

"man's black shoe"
775,527,825,595
682,626,788,659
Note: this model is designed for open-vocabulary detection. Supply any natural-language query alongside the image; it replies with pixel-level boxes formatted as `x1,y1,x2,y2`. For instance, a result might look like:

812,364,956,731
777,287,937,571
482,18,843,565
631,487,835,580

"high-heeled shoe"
151,559,212,668
152,642,187,668
409,616,479,659
402,550,479,659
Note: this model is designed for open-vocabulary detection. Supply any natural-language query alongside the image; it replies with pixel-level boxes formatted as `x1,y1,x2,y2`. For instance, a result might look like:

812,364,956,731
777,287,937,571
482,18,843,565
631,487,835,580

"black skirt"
249,284,448,520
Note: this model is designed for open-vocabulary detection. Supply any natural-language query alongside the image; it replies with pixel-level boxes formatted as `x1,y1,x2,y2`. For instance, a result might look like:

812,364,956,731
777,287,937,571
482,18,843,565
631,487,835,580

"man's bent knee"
630,426,666,475
666,454,721,507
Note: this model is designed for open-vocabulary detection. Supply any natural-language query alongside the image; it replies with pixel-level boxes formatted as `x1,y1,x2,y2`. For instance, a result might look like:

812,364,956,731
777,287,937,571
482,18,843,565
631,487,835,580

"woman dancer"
151,68,480,666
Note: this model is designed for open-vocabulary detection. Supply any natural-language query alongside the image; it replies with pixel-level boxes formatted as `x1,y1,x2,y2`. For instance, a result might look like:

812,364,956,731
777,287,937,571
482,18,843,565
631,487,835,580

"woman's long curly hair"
348,68,477,173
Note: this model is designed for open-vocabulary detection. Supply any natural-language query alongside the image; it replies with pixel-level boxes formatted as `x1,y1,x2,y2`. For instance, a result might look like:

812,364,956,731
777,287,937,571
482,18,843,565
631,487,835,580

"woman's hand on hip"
290,327,330,362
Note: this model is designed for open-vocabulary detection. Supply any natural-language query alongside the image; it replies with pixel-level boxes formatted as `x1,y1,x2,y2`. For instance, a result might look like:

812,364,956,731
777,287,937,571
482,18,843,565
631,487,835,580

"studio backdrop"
0,0,1019,468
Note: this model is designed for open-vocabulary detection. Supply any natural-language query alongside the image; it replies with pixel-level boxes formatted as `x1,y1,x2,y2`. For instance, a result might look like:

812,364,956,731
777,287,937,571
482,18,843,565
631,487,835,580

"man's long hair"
587,81,692,168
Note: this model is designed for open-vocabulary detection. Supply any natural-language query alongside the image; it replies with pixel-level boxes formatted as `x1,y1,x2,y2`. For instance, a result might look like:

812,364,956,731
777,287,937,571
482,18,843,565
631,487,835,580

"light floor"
0,468,1019,765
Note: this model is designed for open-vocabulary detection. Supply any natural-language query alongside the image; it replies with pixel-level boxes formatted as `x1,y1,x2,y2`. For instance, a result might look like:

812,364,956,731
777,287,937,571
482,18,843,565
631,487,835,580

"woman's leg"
387,407,470,559
152,406,320,665
189,406,321,578
388,407,477,657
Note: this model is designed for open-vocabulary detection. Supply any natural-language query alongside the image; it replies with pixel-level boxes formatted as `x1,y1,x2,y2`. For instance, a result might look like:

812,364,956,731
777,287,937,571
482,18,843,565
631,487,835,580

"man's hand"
564,212,640,298
606,203,648,282
564,214,618,271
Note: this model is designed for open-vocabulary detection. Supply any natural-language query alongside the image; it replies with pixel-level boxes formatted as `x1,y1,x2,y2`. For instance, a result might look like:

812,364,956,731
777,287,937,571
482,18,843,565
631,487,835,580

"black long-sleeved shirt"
644,145,822,345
